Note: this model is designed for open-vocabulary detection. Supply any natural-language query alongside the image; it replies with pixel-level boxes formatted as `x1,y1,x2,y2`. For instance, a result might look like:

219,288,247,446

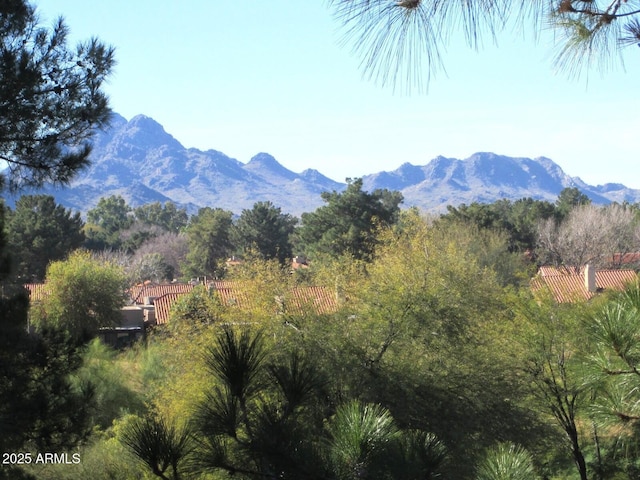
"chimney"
584,264,597,293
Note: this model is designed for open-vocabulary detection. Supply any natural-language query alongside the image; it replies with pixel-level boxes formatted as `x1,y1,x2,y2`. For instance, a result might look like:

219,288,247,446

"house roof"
23,283,49,302
208,280,240,290
149,282,340,326
286,286,338,315
532,266,637,303
130,283,195,305
24,278,339,328
210,281,338,315
611,252,640,268
154,292,188,325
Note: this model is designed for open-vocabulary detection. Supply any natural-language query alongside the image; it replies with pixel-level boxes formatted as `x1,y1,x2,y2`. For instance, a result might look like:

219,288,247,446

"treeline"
6,183,640,286
2,178,403,283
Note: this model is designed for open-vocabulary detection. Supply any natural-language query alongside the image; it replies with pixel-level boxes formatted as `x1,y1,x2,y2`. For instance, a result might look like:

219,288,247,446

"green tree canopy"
133,201,188,234
0,223,94,469
232,201,298,264
555,186,591,219
85,195,134,250
440,197,557,253
31,250,127,343
183,207,234,278
294,178,403,261
0,292,94,460
0,0,114,190
6,194,84,281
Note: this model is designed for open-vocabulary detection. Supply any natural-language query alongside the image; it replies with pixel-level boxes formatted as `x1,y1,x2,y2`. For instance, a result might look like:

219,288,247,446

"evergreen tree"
0,4,115,476
0,0,114,189
441,197,557,253
85,195,134,250
6,194,84,281
295,178,403,261
133,201,188,234
555,187,591,219
0,212,93,479
329,1,640,91
232,201,297,264
183,207,234,278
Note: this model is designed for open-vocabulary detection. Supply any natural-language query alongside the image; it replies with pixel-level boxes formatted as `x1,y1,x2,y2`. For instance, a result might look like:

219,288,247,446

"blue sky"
36,1,640,188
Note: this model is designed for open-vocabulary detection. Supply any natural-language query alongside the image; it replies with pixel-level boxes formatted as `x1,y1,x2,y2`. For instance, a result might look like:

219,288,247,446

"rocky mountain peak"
7,114,638,216
108,115,183,155
245,152,298,181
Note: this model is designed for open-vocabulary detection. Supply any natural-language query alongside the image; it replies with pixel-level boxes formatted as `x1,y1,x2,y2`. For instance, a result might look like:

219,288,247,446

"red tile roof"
286,286,338,315
130,283,195,305
147,282,340,326
532,266,637,303
210,282,338,315
154,292,189,325
23,283,49,301
611,252,640,268
21,280,341,330
208,280,240,290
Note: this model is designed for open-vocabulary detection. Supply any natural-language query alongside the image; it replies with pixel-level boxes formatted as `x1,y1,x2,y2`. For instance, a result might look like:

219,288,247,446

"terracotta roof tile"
285,286,338,315
154,292,189,325
214,287,250,308
611,252,640,268
23,283,49,301
140,281,341,327
532,267,637,303
131,283,195,304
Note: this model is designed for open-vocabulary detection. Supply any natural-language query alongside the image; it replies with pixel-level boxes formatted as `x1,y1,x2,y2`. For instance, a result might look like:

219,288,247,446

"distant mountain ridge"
6,113,640,215
362,152,637,211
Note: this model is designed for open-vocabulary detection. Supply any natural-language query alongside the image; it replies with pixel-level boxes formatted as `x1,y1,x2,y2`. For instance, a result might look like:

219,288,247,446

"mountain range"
7,113,640,216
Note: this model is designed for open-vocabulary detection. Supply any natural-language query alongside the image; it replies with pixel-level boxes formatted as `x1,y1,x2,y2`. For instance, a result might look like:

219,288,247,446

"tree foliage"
6,194,84,281
31,250,127,343
585,282,640,445
516,296,592,479
133,201,188,234
441,197,557,253
168,285,223,333
133,231,188,281
232,201,297,264
328,0,640,91
301,210,547,477
0,288,94,464
182,326,449,479
295,178,402,261
475,443,538,480
536,202,640,269
0,0,114,189
555,187,591,219
119,414,191,480
85,195,134,250
183,207,234,278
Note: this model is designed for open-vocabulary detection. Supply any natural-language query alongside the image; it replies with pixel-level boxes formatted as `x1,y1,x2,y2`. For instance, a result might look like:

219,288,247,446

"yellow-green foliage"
23,424,147,480
169,285,224,333
225,255,296,321
330,209,510,368
31,250,128,341
290,210,542,476
150,326,219,428
72,339,145,429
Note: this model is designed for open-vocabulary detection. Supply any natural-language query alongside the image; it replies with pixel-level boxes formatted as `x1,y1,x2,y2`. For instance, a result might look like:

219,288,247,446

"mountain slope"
22,114,343,215
5,115,639,215
362,152,634,211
